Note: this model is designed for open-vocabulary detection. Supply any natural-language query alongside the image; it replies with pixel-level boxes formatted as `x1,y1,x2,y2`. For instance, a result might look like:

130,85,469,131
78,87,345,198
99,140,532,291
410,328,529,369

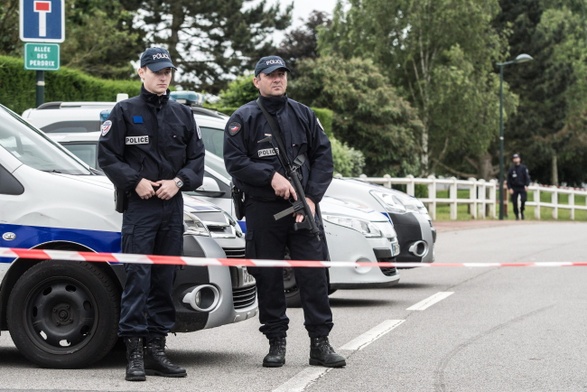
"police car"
1,104,257,369
327,179,437,264
22,99,402,306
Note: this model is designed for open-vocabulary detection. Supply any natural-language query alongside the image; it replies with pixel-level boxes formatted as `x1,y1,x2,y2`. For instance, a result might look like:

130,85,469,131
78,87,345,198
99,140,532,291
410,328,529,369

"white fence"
350,174,587,221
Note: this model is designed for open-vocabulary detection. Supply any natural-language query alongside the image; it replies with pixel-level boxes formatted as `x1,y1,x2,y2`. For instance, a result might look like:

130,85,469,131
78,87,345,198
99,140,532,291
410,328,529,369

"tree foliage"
276,11,331,76
496,0,587,185
320,0,511,179
61,0,142,79
289,56,422,176
217,74,258,108
133,0,292,94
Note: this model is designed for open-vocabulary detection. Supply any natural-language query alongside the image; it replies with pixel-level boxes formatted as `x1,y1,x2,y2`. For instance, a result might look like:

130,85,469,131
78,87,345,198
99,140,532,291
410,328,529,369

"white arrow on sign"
33,0,51,37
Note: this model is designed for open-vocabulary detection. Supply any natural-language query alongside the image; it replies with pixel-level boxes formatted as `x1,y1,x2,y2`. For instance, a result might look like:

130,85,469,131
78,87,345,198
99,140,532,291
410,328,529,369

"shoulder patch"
228,122,242,136
101,120,112,136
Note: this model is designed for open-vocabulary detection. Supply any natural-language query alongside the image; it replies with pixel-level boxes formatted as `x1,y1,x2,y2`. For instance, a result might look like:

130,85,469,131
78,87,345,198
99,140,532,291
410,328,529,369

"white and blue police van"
0,103,257,369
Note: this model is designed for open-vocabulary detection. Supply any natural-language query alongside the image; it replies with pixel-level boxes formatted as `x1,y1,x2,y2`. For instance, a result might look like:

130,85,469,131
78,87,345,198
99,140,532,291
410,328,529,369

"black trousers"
511,188,527,217
118,194,184,337
245,199,333,339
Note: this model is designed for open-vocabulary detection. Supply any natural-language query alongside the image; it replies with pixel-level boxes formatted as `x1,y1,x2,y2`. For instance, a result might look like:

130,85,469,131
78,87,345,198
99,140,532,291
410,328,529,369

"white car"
327,179,436,264
22,100,402,306
1,103,256,369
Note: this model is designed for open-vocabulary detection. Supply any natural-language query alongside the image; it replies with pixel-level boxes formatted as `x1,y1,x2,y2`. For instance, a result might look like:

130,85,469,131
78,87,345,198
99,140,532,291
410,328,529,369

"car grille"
224,247,246,258
377,257,398,277
232,285,257,309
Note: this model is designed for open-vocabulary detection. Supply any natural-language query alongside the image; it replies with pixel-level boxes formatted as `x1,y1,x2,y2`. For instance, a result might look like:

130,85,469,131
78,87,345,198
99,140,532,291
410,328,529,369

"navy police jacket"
507,164,531,190
98,87,205,194
224,95,333,203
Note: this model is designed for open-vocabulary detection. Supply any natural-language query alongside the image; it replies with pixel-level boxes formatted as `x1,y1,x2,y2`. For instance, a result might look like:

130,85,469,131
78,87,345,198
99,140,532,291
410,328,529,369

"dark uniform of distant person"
224,55,346,368
507,153,531,220
98,47,205,381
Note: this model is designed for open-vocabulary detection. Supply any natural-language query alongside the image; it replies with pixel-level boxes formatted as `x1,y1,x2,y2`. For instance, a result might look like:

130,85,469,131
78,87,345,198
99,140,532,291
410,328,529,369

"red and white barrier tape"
0,247,585,268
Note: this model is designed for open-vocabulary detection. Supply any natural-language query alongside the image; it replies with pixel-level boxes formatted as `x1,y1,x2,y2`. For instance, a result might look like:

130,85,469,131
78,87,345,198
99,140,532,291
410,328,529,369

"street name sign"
24,43,60,71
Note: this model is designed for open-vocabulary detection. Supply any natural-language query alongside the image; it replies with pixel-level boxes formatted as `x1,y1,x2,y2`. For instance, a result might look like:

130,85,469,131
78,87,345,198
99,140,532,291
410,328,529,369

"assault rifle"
257,134,321,241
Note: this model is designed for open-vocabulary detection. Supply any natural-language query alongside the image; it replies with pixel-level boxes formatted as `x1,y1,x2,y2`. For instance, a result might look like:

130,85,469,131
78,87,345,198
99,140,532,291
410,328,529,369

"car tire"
283,268,335,308
7,260,120,368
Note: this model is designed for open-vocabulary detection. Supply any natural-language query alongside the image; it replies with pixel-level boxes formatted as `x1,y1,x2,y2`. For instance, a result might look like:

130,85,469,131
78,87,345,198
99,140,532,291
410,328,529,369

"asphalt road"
1,221,586,392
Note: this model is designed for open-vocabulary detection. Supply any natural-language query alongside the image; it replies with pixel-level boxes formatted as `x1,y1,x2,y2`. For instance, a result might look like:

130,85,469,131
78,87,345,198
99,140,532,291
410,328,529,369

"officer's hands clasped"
135,178,180,201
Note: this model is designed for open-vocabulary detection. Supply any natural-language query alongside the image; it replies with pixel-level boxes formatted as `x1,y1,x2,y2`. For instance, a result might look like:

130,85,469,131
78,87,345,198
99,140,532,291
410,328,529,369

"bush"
0,55,141,114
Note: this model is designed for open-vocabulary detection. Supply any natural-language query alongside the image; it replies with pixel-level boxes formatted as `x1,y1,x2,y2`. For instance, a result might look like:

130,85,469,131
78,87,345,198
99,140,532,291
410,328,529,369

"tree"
60,0,142,79
289,56,422,176
496,0,587,185
217,74,258,108
276,11,331,76
0,1,19,55
134,0,293,94
319,0,512,179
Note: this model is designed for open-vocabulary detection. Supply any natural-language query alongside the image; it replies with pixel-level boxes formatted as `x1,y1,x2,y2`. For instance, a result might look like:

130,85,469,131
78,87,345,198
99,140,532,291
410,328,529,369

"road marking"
339,319,405,351
272,367,335,392
407,291,454,311
272,319,405,392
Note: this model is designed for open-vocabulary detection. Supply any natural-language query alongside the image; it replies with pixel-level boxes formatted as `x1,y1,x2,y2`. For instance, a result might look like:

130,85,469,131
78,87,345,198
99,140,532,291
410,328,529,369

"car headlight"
322,214,383,238
184,212,211,237
370,190,407,214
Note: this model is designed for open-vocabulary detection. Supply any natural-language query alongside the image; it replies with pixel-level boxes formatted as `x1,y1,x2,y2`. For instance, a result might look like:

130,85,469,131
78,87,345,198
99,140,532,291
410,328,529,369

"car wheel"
7,260,120,368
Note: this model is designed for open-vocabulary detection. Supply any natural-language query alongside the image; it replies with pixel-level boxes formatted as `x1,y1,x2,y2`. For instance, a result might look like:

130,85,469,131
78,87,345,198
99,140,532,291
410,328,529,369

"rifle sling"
256,98,291,169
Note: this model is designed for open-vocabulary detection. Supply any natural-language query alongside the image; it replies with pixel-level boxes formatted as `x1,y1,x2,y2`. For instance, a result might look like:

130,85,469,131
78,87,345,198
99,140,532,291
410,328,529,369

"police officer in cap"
507,153,531,220
224,55,346,368
98,47,205,381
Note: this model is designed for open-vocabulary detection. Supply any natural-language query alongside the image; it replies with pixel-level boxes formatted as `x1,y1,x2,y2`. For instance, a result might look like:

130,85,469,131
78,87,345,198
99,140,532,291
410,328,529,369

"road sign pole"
36,70,45,107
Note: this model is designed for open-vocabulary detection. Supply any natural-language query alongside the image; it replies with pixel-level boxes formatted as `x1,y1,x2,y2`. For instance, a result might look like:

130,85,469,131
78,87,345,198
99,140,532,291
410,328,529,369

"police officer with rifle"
224,55,345,368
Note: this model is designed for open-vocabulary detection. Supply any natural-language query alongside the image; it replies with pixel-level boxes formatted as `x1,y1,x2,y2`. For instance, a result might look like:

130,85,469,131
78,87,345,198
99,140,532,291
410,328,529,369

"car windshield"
0,105,92,175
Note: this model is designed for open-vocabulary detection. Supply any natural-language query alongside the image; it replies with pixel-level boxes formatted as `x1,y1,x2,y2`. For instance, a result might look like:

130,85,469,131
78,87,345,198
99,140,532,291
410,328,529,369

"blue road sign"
20,0,65,43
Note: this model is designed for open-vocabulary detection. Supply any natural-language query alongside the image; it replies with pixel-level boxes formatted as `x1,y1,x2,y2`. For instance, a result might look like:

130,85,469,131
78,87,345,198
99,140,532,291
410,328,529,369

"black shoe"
263,337,286,367
515,214,519,220
124,337,146,381
144,336,187,378
309,337,346,368
521,212,525,220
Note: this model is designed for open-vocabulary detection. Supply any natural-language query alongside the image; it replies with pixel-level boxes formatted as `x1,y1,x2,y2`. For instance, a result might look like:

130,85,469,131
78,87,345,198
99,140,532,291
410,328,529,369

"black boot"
144,336,187,378
263,337,286,367
521,211,525,220
125,337,146,381
309,337,346,368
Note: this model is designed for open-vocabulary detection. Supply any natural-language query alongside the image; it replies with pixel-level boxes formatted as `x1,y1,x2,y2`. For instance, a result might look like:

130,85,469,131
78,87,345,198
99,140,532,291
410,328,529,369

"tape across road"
1,247,586,268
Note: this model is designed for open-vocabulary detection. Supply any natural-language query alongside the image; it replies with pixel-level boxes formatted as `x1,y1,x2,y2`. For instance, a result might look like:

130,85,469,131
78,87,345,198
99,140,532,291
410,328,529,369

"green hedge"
0,55,141,114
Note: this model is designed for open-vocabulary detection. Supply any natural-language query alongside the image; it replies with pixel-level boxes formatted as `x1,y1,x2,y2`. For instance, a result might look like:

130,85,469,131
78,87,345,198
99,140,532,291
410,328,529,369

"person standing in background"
507,153,531,220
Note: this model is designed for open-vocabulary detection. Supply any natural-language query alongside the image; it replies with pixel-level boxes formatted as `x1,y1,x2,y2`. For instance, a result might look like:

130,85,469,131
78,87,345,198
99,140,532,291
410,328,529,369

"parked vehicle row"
3,96,437,368
22,101,405,305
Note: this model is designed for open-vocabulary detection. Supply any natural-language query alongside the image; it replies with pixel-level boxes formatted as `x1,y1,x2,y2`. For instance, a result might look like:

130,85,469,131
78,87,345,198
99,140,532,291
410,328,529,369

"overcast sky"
289,0,338,25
